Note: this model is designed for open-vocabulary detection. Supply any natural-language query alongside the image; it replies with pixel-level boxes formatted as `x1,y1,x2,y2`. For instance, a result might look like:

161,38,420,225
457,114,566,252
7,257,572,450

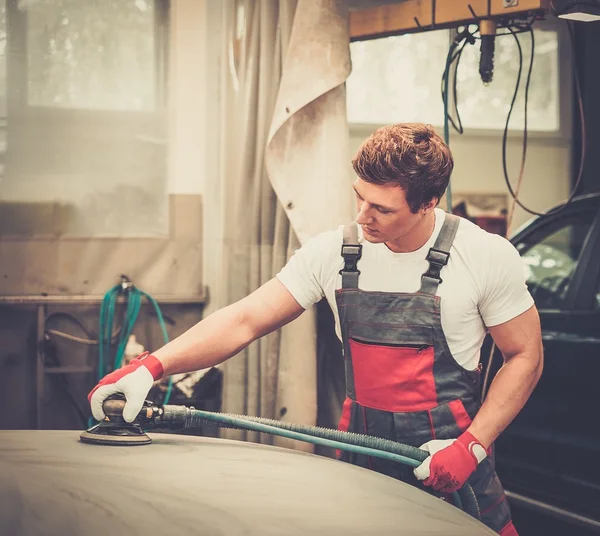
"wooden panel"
0,194,204,296
490,0,548,16
436,0,489,24
349,0,434,40
350,0,551,40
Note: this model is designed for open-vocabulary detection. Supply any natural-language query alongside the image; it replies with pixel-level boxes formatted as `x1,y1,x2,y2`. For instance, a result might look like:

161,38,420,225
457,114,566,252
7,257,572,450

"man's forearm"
468,350,543,449
152,301,256,376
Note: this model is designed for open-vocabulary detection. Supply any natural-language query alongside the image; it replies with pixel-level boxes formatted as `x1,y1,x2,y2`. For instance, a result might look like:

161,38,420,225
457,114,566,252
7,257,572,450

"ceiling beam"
349,0,550,41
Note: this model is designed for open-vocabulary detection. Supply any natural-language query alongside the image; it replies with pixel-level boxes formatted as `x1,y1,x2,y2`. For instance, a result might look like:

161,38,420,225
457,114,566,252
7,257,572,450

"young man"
89,123,542,535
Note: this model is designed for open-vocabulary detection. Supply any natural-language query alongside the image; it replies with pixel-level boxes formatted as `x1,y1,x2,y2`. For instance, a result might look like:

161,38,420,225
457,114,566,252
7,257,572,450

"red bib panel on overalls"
335,215,516,535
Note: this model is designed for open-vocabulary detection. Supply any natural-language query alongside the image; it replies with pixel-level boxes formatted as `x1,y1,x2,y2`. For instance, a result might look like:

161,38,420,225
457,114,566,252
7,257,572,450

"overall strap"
419,213,460,295
340,223,362,289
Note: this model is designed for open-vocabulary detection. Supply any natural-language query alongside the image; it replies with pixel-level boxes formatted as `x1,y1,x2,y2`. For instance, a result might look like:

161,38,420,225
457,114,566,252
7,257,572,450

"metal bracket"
503,0,519,7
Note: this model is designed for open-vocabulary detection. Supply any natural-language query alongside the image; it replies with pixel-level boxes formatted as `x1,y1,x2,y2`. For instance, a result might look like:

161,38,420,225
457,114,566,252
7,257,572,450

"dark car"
483,193,600,535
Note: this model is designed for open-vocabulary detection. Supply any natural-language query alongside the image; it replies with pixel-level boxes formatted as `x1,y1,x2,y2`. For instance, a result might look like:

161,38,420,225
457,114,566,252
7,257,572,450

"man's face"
353,178,434,246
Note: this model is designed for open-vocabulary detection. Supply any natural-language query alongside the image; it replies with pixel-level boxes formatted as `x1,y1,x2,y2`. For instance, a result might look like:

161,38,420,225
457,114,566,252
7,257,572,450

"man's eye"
378,208,391,214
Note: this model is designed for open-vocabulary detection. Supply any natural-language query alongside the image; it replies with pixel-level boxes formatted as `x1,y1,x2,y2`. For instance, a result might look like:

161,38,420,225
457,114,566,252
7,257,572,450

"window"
515,213,594,309
347,30,449,126
346,25,560,132
0,0,168,238
27,0,157,111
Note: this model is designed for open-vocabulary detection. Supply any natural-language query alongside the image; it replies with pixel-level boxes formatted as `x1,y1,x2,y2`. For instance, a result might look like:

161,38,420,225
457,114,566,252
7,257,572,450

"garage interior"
1,1,599,535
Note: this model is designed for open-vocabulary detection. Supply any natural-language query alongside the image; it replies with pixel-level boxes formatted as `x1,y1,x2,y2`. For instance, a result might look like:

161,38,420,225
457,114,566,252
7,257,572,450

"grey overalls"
335,214,516,535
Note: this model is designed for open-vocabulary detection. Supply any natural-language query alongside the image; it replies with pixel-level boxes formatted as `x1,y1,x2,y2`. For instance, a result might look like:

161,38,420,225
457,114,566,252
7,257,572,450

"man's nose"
356,203,374,225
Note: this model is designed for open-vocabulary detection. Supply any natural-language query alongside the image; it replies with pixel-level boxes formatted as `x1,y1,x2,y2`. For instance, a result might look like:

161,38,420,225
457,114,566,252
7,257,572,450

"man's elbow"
503,343,543,384
234,295,282,343
224,300,260,348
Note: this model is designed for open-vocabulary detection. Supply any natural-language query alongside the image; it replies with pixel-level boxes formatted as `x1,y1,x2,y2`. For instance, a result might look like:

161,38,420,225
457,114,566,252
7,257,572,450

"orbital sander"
79,395,189,446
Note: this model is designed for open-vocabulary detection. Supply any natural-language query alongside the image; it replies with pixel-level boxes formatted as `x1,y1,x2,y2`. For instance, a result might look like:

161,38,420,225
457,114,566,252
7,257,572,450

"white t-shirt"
276,208,534,371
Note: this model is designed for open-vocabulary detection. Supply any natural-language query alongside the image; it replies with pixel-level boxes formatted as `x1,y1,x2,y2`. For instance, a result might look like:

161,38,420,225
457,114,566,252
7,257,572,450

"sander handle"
103,398,127,418
101,395,175,428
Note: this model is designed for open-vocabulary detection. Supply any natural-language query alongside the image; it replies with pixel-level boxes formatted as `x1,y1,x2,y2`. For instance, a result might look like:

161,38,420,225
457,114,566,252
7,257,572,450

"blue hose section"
92,283,173,429
180,407,481,520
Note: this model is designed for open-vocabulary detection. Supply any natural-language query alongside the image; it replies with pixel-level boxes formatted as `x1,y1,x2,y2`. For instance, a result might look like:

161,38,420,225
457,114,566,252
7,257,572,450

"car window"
514,212,595,309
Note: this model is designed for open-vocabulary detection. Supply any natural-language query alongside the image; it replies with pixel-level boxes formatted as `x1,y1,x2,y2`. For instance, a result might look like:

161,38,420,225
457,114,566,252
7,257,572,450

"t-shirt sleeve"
275,227,342,310
479,234,535,327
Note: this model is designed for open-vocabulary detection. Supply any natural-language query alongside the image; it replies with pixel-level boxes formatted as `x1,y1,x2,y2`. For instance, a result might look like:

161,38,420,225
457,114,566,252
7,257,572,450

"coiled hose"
98,282,174,403
169,406,481,520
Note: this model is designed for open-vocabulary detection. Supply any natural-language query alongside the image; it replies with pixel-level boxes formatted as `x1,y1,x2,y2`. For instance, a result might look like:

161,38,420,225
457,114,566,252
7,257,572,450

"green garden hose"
97,281,173,408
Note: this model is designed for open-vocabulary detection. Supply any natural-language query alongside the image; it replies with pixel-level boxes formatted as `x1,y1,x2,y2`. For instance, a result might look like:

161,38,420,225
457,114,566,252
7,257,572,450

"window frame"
347,18,572,142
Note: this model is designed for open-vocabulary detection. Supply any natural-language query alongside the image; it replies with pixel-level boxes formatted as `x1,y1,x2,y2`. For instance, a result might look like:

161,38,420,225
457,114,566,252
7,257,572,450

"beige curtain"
216,0,352,451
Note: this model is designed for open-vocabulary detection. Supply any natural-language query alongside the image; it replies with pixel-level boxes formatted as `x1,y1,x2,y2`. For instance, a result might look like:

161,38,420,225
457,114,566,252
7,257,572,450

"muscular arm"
152,278,305,376
467,305,544,448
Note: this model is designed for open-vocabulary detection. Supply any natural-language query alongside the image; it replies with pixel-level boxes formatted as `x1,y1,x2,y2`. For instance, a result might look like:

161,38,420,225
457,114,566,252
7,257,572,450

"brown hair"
351,123,453,213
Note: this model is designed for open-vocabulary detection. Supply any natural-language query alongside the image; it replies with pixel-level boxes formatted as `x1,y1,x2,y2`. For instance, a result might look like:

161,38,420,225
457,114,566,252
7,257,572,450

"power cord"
442,27,477,135
441,27,478,211
45,311,121,345
502,20,586,219
502,25,534,230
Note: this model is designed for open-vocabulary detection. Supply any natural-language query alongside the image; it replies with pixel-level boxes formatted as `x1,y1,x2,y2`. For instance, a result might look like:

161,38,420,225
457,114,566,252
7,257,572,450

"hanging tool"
479,20,497,84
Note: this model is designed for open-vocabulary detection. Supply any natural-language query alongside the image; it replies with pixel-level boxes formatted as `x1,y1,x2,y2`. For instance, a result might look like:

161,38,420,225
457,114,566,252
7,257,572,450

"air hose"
98,279,173,401
160,405,481,520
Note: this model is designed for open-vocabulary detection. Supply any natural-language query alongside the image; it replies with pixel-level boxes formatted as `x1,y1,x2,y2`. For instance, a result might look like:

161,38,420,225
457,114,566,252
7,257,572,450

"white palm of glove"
413,432,487,493
88,353,163,423
413,439,456,481
90,367,154,422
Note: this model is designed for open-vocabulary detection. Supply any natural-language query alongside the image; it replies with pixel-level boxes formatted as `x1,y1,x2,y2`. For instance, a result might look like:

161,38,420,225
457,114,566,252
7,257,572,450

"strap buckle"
424,247,449,283
339,244,362,276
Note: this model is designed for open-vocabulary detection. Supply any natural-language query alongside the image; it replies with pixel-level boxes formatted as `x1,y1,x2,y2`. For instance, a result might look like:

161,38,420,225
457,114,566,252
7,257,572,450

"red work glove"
88,352,163,423
413,431,487,493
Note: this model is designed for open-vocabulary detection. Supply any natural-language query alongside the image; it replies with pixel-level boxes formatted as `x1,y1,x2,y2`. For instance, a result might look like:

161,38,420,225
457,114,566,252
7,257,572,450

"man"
89,123,543,535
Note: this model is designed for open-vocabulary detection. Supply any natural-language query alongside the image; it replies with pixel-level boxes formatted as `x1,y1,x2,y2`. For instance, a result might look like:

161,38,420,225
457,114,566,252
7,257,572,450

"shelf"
44,366,94,374
0,288,208,306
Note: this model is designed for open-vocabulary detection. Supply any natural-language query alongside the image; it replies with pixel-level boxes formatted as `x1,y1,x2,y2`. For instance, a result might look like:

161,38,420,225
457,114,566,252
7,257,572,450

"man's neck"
385,211,437,253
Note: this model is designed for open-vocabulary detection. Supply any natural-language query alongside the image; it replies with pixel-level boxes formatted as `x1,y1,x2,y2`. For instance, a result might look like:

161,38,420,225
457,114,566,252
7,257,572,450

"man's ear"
422,198,439,213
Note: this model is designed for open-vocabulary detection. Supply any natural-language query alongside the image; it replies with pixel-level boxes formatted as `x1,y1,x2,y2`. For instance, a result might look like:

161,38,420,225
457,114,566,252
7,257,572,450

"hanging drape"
215,0,353,451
